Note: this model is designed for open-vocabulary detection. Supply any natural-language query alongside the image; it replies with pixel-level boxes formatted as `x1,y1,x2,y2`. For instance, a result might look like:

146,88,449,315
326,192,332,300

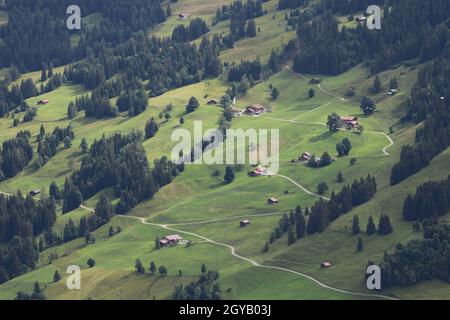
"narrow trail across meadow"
241,65,396,201
115,214,398,300
0,65,398,300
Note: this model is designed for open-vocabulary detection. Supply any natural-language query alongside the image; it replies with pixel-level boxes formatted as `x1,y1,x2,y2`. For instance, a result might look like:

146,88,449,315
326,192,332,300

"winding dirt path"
79,204,95,213
116,214,398,300
263,173,330,201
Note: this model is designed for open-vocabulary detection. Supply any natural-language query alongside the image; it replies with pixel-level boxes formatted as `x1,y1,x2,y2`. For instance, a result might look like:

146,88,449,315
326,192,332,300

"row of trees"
172,264,222,300
172,18,209,42
62,132,184,215
402,176,450,222
0,133,33,180
215,0,265,48
352,215,393,236
37,125,75,167
278,0,306,10
266,206,306,250
228,59,262,83
214,0,265,24
116,88,148,116
1,73,64,117
320,0,383,15
266,176,377,248
0,79,36,116
65,34,221,102
309,175,377,234
0,192,56,243
0,0,167,71
376,222,450,288
290,0,450,75
391,52,449,185
0,191,56,283
59,195,113,244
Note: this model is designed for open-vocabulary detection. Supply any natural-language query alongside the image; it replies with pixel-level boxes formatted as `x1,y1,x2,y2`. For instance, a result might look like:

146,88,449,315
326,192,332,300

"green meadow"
0,0,448,300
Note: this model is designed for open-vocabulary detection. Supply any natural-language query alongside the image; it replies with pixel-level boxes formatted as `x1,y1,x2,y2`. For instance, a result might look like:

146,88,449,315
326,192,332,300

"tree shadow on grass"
308,130,333,143
210,181,227,189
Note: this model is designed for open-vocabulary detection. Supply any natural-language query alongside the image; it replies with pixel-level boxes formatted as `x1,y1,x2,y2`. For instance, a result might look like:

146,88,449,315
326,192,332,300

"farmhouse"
356,16,367,24
245,104,266,116
248,167,265,177
159,234,183,247
37,99,49,105
388,89,398,96
267,197,279,205
240,220,251,227
206,99,218,105
341,116,359,128
299,152,312,161
321,261,332,268
29,189,41,197
178,13,190,20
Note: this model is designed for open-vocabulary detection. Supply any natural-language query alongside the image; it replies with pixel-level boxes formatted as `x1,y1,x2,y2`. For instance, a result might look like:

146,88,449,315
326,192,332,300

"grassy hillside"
154,0,296,64
0,0,448,300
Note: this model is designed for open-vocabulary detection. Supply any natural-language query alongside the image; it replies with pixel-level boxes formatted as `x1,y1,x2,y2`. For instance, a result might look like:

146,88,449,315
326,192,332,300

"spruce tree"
378,215,393,235
371,74,382,94
95,195,112,225
360,96,376,115
294,206,306,239
186,96,200,113
53,270,62,282
246,19,257,37
287,226,296,245
135,259,145,273
337,171,344,183
87,258,96,268
149,261,156,274
80,138,88,154
224,166,235,184
352,215,360,235
366,216,376,235
327,113,342,132
268,50,280,73
67,102,77,119
145,117,159,139
357,237,364,252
